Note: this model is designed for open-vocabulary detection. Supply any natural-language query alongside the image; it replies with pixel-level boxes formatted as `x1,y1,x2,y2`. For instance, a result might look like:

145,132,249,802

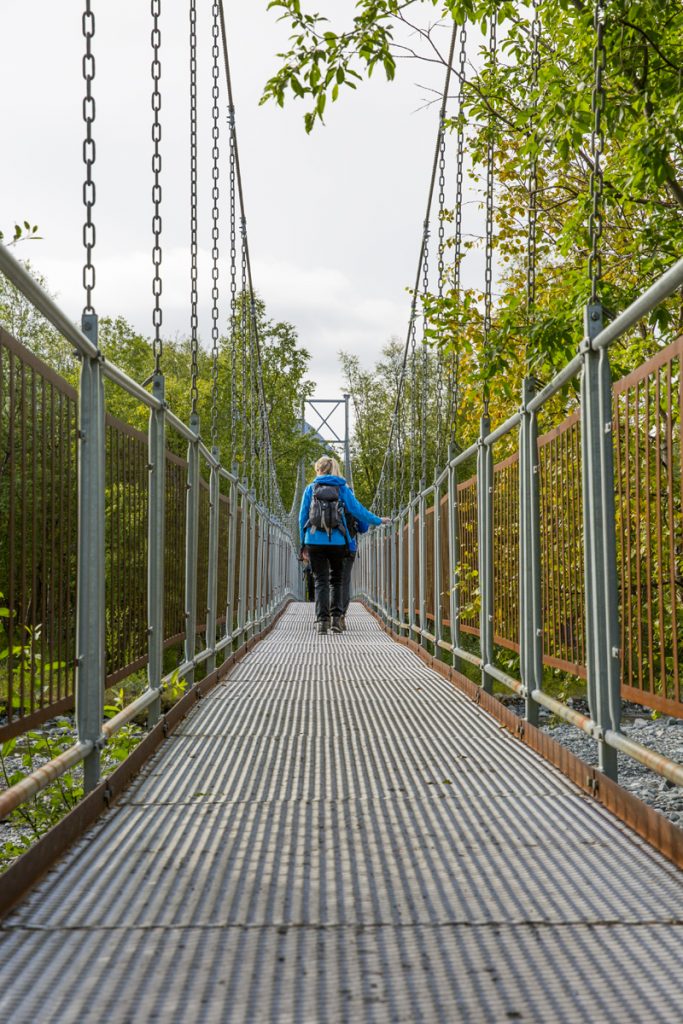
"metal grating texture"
1,604,683,1023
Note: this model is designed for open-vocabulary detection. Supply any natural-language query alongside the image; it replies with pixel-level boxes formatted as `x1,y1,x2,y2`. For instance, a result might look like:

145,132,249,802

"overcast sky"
2,1,483,439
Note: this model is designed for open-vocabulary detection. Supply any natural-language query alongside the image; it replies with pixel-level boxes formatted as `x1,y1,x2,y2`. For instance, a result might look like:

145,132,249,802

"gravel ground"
500,696,683,827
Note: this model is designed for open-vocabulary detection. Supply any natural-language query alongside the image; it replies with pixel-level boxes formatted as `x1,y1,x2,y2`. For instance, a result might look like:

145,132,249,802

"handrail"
0,241,98,358
358,262,683,795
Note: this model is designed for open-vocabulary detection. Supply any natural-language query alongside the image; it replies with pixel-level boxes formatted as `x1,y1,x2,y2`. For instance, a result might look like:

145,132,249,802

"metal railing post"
76,314,105,793
225,475,238,644
390,515,398,629
433,477,443,660
255,508,264,629
248,490,257,638
205,448,220,675
184,412,200,685
581,303,621,779
398,511,405,634
237,484,249,642
418,482,428,648
519,379,541,726
407,495,416,640
147,371,166,728
478,415,494,692
447,443,461,672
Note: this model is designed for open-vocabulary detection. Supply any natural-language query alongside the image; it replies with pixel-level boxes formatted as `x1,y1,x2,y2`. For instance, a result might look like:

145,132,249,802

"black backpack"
307,483,348,542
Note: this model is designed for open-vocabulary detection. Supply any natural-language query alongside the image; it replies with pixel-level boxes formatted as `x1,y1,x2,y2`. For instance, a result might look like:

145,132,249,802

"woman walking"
299,456,389,634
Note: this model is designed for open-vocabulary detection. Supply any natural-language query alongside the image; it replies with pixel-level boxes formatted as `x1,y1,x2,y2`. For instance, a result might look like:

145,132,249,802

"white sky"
1,1,483,439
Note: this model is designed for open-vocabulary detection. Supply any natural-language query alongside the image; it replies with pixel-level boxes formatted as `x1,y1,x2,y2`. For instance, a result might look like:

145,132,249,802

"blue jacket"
299,475,381,548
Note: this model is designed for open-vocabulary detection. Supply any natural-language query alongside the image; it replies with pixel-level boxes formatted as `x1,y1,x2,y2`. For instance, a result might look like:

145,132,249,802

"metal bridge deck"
2,604,683,1023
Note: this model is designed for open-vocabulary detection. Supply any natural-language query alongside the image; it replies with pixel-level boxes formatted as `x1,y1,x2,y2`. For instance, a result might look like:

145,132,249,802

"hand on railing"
380,517,392,525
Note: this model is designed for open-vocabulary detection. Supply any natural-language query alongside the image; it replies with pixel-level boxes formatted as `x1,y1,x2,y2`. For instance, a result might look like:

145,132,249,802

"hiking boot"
317,618,330,635
339,614,347,632
331,616,343,634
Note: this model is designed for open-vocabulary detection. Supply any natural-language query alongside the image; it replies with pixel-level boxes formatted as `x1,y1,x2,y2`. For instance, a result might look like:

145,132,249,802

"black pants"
341,551,356,614
307,545,346,621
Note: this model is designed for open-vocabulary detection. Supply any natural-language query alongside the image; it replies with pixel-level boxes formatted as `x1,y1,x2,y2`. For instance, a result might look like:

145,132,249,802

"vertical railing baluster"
76,314,105,792
478,416,494,692
147,371,166,727
581,303,621,779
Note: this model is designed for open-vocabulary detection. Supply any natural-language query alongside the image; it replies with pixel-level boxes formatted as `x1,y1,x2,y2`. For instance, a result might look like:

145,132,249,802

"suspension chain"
189,0,199,414
420,222,430,484
448,22,467,441
435,120,446,469
210,0,221,448
526,0,541,319
483,14,497,414
240,216,248,470
588,0,606,304
228,105,237,461
82,0,96,316
151,0,163,370
408,301,418,495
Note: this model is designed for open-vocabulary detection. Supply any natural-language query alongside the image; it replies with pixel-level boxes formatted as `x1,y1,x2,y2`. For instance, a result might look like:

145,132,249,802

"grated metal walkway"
2,603,683,1023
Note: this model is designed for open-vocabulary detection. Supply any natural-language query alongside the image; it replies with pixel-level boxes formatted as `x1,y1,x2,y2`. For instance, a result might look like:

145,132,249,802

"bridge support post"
407,494,416,642
390,513,398,631
237,483,249,644
433,477,443,660
255,506,264,631
226,474,238,647
397,511,405,634
147,371,166,728
581,303,621,781
205,449,220,676
418,482,428,649
247,490,257,640
184,413,200,686
519,378,541,727
478,416,494,693
76,314,105,793
447,443,461,673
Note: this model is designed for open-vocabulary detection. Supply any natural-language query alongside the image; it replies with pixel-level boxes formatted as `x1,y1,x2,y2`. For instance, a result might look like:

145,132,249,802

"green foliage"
0,221,41,246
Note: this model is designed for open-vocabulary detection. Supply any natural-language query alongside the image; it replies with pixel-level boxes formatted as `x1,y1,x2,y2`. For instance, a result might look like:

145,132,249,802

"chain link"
483,14,497,413
189,0,199,413
526,0,541,319
82,1,96,315
151,0,163,369
210,0,221,447
588,0,606,303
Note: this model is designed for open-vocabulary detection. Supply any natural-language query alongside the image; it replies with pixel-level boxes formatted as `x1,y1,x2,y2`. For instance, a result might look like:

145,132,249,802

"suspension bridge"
1,2,683,1022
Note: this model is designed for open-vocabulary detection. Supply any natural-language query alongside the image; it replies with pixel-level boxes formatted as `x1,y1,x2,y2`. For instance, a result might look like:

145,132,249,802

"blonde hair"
314,455,342,478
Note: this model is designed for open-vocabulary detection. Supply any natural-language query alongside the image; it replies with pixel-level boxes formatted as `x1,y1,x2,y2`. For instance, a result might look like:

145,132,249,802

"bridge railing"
359,259,683,788
0,241,300,817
